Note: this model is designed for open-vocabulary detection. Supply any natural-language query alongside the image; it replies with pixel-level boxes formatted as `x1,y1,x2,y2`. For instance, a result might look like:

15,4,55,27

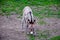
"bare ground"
0,15,60,40
0,15,28,40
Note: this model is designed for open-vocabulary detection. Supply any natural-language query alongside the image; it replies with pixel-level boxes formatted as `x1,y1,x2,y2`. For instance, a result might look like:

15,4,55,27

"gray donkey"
22,6,36,34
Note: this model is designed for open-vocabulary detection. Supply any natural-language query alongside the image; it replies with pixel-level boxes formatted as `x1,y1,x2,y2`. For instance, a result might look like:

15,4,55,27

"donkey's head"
28,19,36,24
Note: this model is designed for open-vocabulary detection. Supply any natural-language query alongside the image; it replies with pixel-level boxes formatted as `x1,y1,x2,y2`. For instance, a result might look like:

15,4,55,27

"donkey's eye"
34,20,36,22
28,19,29,21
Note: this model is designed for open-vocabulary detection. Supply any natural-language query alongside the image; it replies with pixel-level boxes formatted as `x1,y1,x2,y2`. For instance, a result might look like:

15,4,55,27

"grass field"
0,0,60,18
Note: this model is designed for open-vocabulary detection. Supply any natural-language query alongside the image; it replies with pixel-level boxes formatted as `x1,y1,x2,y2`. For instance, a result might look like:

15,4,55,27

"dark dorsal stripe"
29,11,32,22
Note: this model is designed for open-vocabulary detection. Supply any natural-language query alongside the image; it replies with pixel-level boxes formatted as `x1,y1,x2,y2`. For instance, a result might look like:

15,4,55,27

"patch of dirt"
0,15,60,40
0,15,28,40
36,17,60,36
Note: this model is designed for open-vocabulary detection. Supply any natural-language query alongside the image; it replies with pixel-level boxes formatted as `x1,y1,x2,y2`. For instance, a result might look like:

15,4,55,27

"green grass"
27,34,35,40
0,0,60,18
50,36,60,40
